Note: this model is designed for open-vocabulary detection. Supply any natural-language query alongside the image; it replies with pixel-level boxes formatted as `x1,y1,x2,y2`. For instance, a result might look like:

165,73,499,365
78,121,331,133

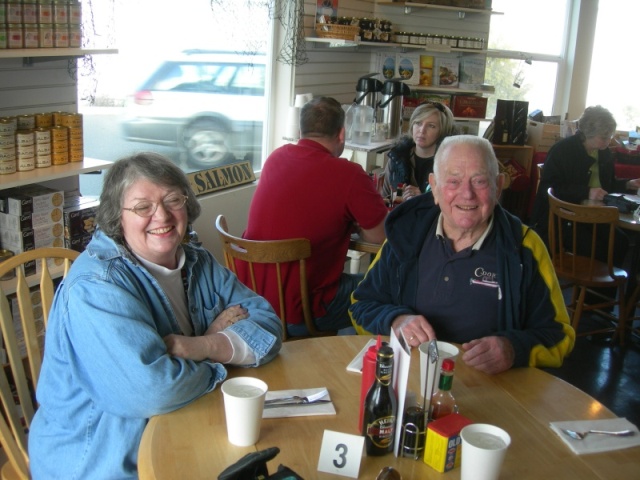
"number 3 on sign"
317,430,364,478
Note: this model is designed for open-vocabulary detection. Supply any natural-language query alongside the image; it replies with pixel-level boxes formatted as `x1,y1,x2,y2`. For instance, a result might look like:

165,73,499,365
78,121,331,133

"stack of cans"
0,117,17,175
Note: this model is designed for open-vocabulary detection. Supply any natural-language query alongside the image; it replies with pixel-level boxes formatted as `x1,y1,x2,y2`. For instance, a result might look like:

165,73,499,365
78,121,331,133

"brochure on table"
389,328,411,457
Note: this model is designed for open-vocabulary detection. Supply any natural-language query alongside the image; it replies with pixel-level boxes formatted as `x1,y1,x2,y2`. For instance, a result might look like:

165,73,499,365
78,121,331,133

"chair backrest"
215,215,333,341
547,188,619,278
0,247,80,480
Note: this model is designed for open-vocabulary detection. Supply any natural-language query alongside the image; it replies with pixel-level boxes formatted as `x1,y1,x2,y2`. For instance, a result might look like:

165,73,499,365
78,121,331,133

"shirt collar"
435,213,495,251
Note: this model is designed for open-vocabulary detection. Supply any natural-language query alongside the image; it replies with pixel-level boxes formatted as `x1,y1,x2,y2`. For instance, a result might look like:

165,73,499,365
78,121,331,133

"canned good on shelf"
0,26,7,49
68,0,81,25
15,129,35,146
36,154,52,168
24,25,40,48
0,147,16,162
52,0,68,24
35,113,53,128
51,151,68,165
38,0,54,24
0,134,15,148
23,0,38,24
53,23,69,47
17,155,35,172
0,118,17,134
6,2,23,24
38,24,54,47
36,142,51,155
0,159,17,175
16,143,35,157
7,24,23,49
69,149,83,162
69,25,81,48
50,124,68,139
17,114,36,130
34,127,51,143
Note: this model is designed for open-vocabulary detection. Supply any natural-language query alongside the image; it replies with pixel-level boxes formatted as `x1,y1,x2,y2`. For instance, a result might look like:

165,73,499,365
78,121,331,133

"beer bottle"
362,343,397,456
430,358,457,420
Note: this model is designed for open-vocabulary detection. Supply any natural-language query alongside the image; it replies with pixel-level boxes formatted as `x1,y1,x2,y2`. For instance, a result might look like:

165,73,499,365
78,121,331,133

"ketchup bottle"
359,335,382,431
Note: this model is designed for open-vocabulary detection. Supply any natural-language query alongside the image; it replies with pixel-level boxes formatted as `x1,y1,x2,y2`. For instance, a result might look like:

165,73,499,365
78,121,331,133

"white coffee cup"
460,424,511,480
221,377,268,447
418,341,460,400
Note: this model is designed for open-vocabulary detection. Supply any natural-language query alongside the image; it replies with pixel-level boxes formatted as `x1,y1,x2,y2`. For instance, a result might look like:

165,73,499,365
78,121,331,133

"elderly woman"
350,135,574,375
29,153,282,479
531,105,640,244
381,101,455,203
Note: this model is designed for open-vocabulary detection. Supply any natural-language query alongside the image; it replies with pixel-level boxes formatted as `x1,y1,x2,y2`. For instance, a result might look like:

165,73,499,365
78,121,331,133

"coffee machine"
354,73,383,109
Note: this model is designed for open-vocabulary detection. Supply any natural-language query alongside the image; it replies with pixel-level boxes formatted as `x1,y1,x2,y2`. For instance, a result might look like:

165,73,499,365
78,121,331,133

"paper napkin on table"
549,418,640,455
262,387,336,419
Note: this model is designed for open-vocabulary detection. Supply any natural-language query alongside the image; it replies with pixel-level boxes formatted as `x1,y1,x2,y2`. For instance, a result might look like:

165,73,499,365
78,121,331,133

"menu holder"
389,329,412,457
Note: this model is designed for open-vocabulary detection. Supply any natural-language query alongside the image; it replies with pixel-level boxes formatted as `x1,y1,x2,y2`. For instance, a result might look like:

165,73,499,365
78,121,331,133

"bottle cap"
442,358,455,372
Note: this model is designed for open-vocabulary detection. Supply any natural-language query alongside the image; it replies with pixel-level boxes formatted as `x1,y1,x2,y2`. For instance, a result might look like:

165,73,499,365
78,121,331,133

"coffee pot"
378,79,411,139
354,73,383,110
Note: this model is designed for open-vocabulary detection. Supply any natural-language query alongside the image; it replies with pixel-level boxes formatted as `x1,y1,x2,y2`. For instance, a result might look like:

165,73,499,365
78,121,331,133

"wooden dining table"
138,336,640,479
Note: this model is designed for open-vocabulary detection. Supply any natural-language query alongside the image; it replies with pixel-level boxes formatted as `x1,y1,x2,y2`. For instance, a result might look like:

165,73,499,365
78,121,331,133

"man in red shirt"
243,97,388,336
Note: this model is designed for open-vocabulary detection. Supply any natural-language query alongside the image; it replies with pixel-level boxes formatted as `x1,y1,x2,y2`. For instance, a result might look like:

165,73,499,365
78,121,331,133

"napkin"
549,418,640,455
262,387,336,419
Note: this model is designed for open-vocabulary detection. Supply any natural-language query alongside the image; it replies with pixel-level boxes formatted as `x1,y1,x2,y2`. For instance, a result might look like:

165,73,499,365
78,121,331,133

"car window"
231,65,265,96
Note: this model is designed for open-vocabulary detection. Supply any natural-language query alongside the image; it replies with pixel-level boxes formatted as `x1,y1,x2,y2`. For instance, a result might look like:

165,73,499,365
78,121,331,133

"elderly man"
350,135,574,374
242,96,388,337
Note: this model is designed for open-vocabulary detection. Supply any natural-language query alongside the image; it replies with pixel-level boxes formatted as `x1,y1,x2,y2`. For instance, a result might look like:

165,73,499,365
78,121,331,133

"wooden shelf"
0,158,113,190
306,37,486,55
0,48,118,59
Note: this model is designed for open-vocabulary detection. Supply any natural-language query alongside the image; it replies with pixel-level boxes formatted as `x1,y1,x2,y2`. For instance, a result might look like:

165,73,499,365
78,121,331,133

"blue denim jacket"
29,229,282,479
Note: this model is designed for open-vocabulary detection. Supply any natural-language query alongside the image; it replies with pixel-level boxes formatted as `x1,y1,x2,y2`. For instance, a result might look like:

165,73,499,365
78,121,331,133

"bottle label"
366,415,396,448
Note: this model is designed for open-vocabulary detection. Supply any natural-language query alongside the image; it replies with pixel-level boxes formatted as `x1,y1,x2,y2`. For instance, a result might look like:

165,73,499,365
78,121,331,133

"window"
486,0,570,119
79,0,272,194
587,0,638,131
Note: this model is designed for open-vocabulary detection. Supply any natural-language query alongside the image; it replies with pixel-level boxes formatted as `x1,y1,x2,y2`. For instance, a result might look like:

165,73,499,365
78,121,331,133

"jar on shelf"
68,0,81,25
7,24,24,49
52,0,68,25
23,0,38,24
431,34,442,45
68,23,81,47
38,0,53,24
53,23,69,47
409,32,421,45
24,24,39,48
359,18,374,42
6,1,23,24
394,31,408,44
38,24,54,47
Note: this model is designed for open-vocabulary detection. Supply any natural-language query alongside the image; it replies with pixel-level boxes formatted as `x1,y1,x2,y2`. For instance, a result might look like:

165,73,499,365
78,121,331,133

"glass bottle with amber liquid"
430,358,457,420
362,343,397,456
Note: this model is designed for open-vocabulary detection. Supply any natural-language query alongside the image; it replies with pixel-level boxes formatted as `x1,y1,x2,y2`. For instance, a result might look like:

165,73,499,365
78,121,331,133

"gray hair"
96,152,201,242
433,135,500,197
578,105,616,139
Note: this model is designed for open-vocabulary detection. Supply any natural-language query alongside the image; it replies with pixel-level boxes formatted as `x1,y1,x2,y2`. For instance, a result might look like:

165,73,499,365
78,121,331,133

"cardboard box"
0,210,63,232
451,95,488,118
63,200,99,238
435,57,459,88
1,222,64,251
375,53,396,80
0,185,64,215
423,413,473,472
65,233,93,253
527,120,562,153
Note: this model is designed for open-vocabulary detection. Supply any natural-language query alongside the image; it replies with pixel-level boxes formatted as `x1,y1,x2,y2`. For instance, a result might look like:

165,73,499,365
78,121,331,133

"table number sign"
317,430,364,478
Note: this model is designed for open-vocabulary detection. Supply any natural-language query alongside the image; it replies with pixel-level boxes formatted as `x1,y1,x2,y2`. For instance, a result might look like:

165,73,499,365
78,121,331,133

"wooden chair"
547,189,628,343
215,215,336,341
0,247,80,480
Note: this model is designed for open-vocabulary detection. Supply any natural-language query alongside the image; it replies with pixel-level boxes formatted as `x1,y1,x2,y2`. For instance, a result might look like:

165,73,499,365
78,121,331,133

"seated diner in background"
242,96,388,337
28,153,282,479
531,105,640,261
350,135,575,375
380,101,456,205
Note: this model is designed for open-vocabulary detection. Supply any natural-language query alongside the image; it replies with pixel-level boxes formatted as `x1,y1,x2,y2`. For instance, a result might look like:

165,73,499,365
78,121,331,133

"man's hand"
391,314,436,347
461,336,515,374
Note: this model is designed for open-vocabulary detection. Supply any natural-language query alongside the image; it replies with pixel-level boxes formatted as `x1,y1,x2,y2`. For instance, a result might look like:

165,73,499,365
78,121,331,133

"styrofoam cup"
460,424,511,480
419,341,460,400
221,377,268,446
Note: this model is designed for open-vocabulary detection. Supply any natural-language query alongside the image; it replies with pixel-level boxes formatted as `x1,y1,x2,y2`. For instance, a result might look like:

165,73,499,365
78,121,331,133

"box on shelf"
1,222,64,252
63,199,99,239
527,120,562,153
397,53,421,86
403,93,453,121
423,413,474,472
375,53,396,80
451,95,488,118
0,210,63,232
458,57,486,90
0,185,64,215
435,57,459,88
65,233,93,253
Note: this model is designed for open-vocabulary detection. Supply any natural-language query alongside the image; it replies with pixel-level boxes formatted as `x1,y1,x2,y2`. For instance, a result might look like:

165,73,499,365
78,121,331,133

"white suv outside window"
121,50,266,169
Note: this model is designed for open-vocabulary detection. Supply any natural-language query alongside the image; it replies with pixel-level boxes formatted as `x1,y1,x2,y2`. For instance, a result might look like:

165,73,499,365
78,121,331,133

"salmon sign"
187,161,256,196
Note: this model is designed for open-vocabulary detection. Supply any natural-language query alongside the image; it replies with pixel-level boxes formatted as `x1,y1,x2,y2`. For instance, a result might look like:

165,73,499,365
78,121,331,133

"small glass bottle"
362,343,397,456
430,358,457,420
393,183,404,207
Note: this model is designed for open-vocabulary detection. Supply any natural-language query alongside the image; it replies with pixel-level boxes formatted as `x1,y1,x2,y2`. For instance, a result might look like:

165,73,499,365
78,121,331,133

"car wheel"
183,120,235,168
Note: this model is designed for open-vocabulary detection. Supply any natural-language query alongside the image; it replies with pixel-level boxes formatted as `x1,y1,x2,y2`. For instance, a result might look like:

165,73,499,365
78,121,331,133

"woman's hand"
391,314,436,347
402,185,421,201
588,187,608,201
206,305,249,334
164,333,232,362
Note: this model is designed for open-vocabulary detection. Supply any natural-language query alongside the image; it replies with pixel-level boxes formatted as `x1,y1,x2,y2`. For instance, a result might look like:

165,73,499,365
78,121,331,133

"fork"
561,428,635,440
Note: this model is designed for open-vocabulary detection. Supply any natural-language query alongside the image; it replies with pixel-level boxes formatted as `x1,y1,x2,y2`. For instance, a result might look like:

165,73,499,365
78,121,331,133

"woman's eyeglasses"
123,194,188,217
